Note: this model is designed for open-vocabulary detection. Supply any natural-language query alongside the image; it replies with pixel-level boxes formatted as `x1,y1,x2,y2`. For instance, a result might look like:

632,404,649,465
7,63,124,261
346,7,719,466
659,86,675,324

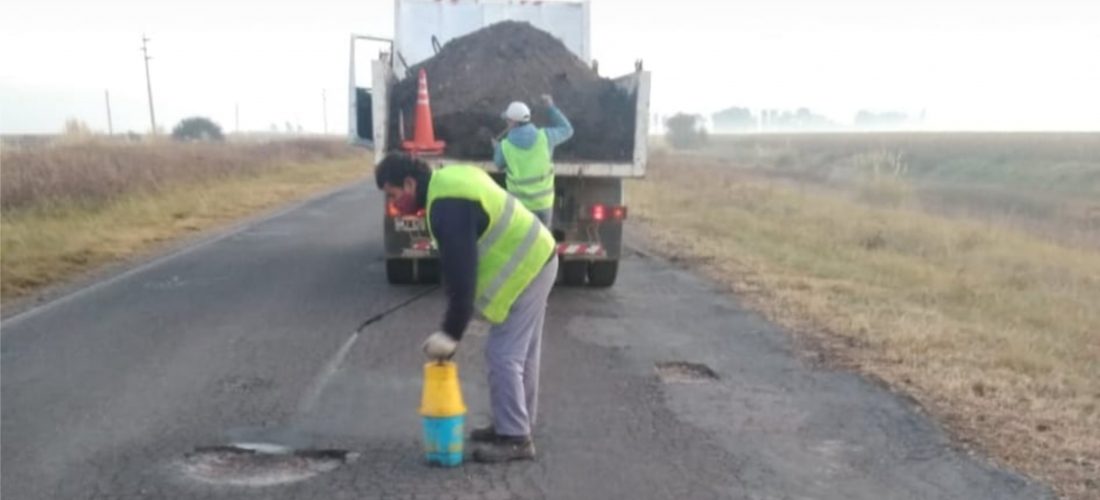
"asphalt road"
1,180,1051,499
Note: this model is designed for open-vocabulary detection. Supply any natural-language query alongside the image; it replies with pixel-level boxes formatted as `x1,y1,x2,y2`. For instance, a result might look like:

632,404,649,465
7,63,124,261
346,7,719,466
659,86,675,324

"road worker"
375,153,557,463
492,94,574,227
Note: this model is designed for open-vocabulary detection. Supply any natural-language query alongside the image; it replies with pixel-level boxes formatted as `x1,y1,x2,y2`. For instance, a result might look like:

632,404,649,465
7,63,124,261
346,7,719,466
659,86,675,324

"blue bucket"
422,415,464,467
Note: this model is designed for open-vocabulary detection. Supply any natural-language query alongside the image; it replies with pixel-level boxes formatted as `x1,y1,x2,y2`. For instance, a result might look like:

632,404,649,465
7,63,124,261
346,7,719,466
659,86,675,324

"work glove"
422,331,457,361
541,94,554,108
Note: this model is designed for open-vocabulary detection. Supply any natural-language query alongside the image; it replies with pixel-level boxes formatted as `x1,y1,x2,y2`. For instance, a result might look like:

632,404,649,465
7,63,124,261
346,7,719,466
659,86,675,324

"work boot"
471,437,536,463
469,425,502,443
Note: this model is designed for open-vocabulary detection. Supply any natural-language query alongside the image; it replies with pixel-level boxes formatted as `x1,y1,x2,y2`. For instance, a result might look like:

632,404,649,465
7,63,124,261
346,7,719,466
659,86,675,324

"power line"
141,34,157,134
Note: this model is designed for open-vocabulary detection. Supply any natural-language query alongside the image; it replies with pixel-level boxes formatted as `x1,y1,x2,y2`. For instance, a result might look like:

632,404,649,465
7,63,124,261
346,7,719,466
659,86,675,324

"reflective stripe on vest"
512,187,554,203
476,195,516,257
426,165,556,324
475,220,544,312
501,130,554,212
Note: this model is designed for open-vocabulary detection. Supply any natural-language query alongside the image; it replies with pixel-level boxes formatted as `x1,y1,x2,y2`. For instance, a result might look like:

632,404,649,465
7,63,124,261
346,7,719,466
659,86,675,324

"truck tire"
561,261,587,287
417,258,441,284
386,258,416,285
387,258,441,285
587,260,618,287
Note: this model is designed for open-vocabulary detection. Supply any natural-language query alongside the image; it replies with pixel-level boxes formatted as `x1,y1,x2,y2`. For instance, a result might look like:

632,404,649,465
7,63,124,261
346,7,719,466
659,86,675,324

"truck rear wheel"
587,260,618,287
561,261,587,287
386,258,441,285
417,258,441,284
386,258,415,285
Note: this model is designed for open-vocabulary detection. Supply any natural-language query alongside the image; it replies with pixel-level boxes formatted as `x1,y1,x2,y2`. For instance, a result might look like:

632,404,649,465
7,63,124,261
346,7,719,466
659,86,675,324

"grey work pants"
485,256,558,438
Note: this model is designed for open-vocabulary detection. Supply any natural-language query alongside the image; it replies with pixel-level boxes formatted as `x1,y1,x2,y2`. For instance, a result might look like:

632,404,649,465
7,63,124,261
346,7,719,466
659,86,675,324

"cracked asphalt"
1,180,1052,499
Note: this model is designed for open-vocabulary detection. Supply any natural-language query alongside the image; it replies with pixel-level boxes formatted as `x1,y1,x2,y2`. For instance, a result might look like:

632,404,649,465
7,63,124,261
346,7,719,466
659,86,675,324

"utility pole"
322,89,328,135
235,102,240,134
104,89,114,135
141,34,157,134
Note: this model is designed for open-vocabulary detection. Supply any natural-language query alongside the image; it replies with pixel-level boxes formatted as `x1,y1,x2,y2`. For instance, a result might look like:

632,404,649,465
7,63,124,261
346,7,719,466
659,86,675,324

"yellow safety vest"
500,130,555,212
426,165,556,323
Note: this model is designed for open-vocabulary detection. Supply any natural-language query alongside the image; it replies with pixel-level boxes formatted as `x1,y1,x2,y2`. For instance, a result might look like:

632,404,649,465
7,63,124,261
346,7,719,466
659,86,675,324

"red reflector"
612,206,627,220
386,202,425,219
591,203,606,221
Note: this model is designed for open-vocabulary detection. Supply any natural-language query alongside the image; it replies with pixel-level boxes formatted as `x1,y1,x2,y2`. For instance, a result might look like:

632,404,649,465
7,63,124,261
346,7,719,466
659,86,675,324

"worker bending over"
375,153,558,463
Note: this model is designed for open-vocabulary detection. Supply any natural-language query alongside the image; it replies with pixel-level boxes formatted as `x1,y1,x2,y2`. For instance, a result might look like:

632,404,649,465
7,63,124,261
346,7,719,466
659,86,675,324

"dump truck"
349,0,650,287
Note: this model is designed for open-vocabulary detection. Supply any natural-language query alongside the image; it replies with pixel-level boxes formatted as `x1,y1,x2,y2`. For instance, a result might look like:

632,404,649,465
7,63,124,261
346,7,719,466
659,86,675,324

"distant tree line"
710,106,923,132
664,113,708,149
172,116,224,142
853,110,925,130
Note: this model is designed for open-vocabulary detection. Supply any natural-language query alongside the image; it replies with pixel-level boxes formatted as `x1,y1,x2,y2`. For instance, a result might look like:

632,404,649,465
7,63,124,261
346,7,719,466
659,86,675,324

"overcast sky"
2,0,1098,134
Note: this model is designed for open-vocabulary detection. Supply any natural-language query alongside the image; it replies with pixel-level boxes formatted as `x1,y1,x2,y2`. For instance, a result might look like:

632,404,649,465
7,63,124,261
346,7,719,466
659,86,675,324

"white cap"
502,101,531,123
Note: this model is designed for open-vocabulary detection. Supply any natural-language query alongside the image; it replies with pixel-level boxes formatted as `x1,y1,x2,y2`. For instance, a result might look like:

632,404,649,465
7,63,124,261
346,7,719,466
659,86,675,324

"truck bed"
426,159,642,178
368,60,649,178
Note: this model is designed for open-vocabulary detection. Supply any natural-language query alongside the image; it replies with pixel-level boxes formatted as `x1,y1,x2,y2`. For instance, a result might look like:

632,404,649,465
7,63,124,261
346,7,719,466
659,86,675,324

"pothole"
178,444,358,486
656,361,719,383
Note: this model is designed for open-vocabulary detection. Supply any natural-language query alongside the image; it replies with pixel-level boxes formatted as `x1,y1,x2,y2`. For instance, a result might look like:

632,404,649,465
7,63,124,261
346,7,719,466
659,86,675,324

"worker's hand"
422,331,458,361
541,94,554,108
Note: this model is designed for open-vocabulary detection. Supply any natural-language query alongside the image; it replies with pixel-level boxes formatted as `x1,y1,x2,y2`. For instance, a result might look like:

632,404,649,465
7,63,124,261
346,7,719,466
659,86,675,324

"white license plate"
394,217,425,232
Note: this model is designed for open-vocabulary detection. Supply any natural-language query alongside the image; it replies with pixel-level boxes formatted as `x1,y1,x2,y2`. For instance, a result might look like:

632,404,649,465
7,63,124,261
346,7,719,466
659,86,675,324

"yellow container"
420,361,467,417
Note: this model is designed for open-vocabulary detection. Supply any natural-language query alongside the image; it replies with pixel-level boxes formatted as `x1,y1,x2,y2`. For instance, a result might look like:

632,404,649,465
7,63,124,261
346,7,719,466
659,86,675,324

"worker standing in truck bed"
375,153,558,463
493,94,574,227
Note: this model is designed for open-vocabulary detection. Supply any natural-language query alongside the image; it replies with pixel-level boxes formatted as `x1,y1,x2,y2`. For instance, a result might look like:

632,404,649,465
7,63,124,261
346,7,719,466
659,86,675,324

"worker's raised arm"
541,94,574,148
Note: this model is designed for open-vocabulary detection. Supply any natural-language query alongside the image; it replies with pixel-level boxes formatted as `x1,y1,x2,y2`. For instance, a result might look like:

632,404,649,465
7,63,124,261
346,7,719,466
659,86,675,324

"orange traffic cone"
403,69,446,155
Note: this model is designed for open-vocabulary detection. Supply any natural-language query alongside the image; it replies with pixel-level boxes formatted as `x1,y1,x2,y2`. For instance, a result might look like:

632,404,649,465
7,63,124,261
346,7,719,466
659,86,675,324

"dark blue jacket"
427,190,488,342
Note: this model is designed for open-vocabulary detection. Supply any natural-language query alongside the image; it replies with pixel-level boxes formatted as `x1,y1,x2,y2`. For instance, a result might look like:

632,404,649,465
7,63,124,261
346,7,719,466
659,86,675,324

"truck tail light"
386,201,425,219
590,204,627,221
591,203,606,222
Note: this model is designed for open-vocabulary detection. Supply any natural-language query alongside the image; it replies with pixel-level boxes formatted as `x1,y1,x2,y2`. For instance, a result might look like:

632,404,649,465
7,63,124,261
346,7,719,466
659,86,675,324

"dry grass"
700,132,1100,189
684,133,1100,248
631,152,1100,499
1,140,366,301
1,139,354,210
